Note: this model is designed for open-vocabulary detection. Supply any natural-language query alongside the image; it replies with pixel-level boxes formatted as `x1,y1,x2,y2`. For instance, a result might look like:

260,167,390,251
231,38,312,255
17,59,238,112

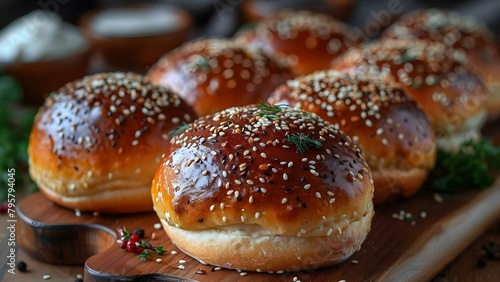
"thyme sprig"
138,241,167,261
286,133,323,153
257,102,287,119
168,123,190,138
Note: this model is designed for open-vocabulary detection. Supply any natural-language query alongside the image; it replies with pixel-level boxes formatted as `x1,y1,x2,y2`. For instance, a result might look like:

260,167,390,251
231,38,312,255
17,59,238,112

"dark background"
0,0,499,39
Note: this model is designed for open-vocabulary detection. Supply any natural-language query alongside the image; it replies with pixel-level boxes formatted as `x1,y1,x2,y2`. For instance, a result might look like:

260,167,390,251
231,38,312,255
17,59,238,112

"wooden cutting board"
17,122,500,281
16,178,500,282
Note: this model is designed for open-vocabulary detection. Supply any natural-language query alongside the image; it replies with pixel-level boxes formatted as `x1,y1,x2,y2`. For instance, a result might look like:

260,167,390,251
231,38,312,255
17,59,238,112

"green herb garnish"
411,81,422,89
168,123,190,138
194,56,211,71
286,133,323,153
0,71,36,201
137,241,167,261
395,51,417,64
257,102,286,119
428,139,500,193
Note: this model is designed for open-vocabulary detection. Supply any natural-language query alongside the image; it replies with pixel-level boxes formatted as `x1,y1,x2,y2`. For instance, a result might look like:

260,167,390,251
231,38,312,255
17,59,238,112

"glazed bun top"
383,9,496,52
382,9,498,59
236,10,365,75
28,72,197,213
382,9,500,86
145,38,293,116
152,105,374,237
268,70,435,172
333,39,489,147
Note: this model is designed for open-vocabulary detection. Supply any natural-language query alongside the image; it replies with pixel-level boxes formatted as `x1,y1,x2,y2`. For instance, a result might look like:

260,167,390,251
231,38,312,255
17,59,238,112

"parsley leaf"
428,139,500,193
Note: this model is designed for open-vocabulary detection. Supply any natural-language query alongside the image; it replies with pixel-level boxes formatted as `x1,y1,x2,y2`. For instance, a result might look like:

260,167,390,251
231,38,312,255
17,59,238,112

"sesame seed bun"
235,10,365,76
28,72,197,213
381,9,500,120
145,38,293,117
333,39,489,151
268,70,436,204
152,105,374,271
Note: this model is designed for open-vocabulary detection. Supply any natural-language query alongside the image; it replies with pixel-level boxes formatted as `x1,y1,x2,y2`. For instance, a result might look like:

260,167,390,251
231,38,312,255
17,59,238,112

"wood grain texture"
16,180,500,282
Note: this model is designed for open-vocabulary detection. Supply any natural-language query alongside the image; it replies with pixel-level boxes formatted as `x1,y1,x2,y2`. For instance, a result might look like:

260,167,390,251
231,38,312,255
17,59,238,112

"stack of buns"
26,7,497,273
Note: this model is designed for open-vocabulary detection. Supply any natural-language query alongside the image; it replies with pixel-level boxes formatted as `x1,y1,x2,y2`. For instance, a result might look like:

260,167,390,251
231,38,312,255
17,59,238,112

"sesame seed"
210,205,215,211
283,173,289,180
304,184,311,190
171,250,178,255
316,192,321,199
178,265,186,270
222,216,227,222
246,180,254,185
434,194,444,203
249,196,254,203
154,223,162,230
156,258,162,263
255,212,261,219
281,198,288,204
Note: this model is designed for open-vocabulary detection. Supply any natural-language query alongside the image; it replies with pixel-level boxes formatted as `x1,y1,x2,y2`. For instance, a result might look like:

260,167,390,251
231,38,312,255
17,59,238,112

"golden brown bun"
235,10,365,76
268,70,436,204
381,9,500,120
333,39,489,151
28,72,197,213
241,0,354,23
152,105,374,271
145,38,293,116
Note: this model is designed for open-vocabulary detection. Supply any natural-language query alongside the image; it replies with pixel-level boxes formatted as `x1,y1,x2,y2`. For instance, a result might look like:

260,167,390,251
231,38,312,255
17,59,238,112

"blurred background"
1,0,500,37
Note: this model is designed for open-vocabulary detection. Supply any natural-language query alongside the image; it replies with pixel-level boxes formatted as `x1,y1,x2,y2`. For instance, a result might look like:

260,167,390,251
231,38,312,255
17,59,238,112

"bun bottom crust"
160,208,373,272
371,168,428,205
435,109,487,152
487,86,500,122
38,185,153,214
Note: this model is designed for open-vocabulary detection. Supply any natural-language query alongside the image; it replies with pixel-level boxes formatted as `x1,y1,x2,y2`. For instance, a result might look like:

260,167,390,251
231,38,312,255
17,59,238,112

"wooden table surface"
1,208,499,282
